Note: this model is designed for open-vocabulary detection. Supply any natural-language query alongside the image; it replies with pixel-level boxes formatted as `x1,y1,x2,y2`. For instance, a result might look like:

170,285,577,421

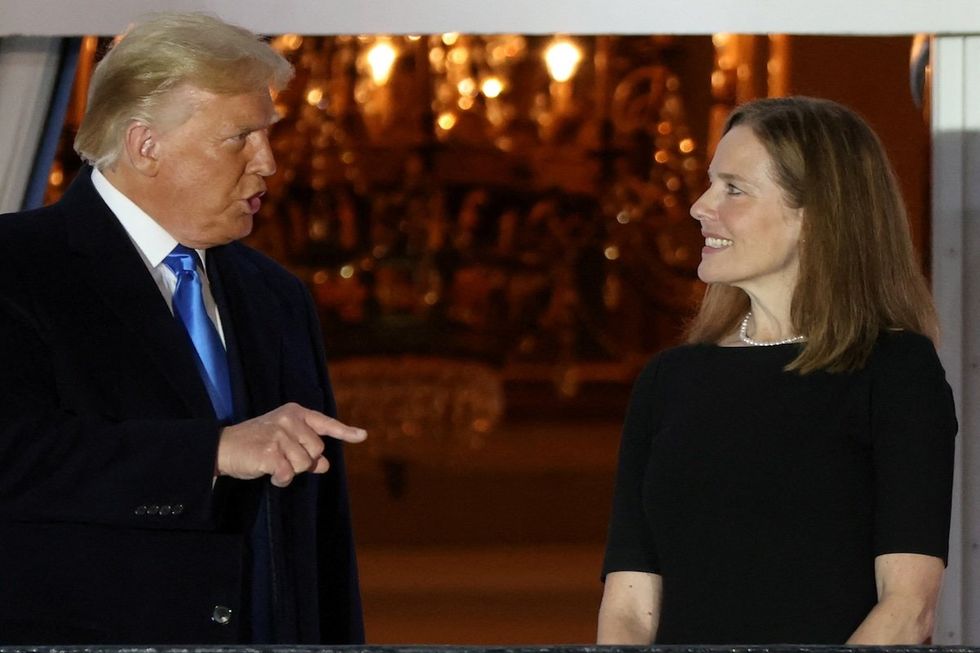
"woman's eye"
725,183,743,196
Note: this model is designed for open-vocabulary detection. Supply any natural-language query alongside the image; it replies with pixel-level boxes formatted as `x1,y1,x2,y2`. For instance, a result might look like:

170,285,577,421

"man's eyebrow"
231,116,279,135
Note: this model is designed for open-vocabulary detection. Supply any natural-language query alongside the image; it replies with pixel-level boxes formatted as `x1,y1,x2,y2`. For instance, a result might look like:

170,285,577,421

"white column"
0,37,61,213
932,34,980,645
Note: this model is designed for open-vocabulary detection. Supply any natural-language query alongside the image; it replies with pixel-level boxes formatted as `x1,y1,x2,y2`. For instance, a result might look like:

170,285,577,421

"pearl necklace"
738,312,806,347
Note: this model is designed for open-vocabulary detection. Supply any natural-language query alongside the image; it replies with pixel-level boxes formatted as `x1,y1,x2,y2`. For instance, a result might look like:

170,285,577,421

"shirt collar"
90,167,207,269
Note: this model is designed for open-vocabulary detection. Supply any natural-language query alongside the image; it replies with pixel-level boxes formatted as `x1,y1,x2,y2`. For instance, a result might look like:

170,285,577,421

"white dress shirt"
91,167,226,345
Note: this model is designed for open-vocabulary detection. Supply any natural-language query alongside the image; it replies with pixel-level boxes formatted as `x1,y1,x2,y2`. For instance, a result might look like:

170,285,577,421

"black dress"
602,330,957,644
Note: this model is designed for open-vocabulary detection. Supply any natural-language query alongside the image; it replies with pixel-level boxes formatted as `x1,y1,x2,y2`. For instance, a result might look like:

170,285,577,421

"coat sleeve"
295,279,365,644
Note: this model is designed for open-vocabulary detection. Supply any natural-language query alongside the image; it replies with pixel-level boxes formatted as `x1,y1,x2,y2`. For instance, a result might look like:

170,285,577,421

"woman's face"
690,125,804,298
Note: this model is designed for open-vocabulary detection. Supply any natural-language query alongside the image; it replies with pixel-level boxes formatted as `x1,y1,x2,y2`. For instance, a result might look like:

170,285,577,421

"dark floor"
358,544,604,644
346,418,622,644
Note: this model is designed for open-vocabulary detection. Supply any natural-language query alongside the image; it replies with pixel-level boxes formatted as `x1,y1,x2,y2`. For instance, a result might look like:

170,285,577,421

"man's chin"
235,214,254,240
189,215,254,248
222,214,254,244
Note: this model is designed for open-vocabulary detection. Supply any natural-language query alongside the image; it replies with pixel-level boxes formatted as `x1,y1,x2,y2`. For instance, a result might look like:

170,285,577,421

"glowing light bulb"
457,77,477,97
544,39,583,83
481,76,504,98
366,39,398,85
306,87,323,106
437,112,457,131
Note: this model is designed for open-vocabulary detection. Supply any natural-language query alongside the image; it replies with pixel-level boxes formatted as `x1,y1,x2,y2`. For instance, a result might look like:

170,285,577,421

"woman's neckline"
703,339,802,350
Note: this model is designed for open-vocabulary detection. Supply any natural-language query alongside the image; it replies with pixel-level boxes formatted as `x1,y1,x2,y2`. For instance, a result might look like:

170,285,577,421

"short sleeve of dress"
602,355,663,579
871,332,957,563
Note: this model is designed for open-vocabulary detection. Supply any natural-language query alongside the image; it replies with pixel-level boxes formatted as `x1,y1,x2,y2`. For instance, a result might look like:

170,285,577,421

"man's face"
148,85,278,248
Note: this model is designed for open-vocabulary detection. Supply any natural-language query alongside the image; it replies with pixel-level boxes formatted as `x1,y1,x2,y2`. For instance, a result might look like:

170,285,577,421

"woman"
597,96,956,645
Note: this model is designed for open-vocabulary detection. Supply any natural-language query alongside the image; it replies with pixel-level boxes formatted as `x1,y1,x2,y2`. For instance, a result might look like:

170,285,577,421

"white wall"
933,35,980,645
0,37,60,213
2,0,980,36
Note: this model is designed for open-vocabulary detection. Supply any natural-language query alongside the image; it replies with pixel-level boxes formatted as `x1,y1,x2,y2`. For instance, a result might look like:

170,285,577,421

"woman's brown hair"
685,96,937,373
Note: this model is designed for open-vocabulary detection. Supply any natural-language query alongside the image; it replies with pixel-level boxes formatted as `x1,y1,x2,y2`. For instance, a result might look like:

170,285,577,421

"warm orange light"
457,77,477,97
366,39,398,85
448,47,468,65
711,70,727,91
544,38,583,83
306,87,324,106
437,112,458,130
271,34,303,52
481,76,504,98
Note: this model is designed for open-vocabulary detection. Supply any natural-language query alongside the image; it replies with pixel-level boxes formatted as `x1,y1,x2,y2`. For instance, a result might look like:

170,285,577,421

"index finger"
300,409,367,443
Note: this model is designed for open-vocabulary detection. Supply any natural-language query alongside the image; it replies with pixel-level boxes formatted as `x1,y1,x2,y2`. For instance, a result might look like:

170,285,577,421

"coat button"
211,605,233,625
159,504,172,516
134,505,147,516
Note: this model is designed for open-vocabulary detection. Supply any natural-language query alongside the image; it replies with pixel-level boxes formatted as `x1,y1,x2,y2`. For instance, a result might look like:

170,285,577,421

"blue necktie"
164,245,233,422
166,247,272,641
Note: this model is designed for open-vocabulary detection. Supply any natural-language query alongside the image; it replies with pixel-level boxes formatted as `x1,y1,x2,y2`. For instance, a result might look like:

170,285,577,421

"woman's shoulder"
631,343,714,387
640,342,710,370
872,329,940,359
868,328,947,380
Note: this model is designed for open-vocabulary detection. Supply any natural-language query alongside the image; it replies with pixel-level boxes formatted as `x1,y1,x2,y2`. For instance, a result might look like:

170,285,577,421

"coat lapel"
207,244,283,416
62,170,215,419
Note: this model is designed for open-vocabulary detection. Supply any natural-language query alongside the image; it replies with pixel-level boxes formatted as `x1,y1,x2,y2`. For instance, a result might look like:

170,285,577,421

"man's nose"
249,131,277,177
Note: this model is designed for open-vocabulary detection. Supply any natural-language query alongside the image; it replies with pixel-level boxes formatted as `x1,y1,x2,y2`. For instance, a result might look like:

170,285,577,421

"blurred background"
41,32,929,644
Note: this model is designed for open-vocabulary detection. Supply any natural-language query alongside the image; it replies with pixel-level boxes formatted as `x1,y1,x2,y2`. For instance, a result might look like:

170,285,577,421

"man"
0,13,366,644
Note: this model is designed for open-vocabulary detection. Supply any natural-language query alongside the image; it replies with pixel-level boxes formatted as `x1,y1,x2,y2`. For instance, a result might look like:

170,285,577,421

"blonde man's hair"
685,96,938,373
74,12,293,169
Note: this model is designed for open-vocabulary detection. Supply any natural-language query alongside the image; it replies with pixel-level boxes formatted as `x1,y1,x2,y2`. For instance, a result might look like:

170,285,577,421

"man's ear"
122,122,159,175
